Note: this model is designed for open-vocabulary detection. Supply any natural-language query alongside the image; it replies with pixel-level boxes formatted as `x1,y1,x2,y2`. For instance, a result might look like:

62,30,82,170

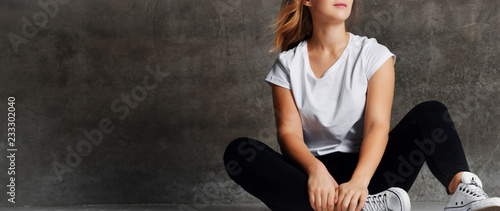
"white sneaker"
362,187,411,211
445,172,500,211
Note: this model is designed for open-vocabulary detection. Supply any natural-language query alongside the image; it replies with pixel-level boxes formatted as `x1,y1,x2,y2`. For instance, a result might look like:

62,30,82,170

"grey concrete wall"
0,0,499,208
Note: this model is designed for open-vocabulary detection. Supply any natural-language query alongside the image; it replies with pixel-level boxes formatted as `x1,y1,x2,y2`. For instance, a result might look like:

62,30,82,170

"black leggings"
223,101,470,211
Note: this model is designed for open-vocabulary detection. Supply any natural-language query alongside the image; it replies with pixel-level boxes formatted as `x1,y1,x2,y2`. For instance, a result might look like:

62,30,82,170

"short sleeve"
265,55,291,89
363,39,396,80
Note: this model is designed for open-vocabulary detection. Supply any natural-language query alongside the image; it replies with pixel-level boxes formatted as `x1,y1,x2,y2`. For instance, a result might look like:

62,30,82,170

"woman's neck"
307,22,349,53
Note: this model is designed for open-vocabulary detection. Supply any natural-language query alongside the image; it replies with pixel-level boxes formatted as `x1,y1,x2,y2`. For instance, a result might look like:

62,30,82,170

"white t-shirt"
265,33,396,156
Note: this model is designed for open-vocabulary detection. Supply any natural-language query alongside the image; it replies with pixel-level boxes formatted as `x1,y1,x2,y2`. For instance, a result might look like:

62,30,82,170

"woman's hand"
308,165,339,211
336,181,369,211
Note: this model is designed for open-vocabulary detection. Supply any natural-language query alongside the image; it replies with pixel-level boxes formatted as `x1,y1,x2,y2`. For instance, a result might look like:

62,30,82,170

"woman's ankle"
448,171,465,194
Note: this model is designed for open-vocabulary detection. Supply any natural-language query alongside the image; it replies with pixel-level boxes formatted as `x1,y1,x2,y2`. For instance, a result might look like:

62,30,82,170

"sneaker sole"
443,202,500,211
444,203,473,211
447,206,500,211
388,187,411,211
473,198,500,211
473,208,500,211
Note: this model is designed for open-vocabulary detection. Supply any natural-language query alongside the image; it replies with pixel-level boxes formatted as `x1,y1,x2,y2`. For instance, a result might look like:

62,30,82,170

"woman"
223,0,500,210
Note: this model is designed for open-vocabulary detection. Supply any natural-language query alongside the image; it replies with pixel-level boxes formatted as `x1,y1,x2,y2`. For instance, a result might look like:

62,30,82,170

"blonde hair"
269,0,361,53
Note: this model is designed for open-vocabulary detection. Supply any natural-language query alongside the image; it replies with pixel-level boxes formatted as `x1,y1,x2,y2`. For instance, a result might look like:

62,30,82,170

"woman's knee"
223,137,267,165
413,100,450,118
223,137,268,178
415,100,447,111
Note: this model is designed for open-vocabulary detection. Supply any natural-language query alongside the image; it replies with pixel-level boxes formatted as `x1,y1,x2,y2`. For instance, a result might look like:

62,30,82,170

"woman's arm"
337,57,395,211
272,84,338,211
353,56,395,188
272,84,318,173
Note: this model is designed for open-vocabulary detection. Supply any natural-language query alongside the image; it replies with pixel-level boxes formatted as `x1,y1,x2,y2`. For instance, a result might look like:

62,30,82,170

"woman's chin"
317,12,351,23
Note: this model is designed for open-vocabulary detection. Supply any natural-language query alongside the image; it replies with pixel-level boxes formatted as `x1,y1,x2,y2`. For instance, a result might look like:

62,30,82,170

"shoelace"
362,193,388,211
461,180,489,199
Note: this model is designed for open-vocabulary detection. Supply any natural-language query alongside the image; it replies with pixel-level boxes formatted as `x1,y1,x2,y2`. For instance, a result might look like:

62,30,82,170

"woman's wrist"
306,161,327,176
350,174,371,187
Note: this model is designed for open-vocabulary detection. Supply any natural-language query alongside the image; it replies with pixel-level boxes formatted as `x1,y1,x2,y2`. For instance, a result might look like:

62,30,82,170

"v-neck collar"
304,33,352,80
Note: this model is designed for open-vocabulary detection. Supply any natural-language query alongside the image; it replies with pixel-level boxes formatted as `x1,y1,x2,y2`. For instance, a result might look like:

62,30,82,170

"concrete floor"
0,202,447,211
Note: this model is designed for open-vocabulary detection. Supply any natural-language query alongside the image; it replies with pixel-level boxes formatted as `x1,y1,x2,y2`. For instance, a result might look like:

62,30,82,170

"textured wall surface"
0,0,499,207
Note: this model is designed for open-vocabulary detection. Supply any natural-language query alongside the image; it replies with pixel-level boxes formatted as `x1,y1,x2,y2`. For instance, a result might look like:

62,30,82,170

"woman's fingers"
322,190,330,211
337,190,361,211
342,193,354,211
306,170,339,211
327,192,336,211
336,190,345,211
334,189,339,204
310,189,337,211
320,189,336,211
316,192,322,211
348,193,362,211
355,192,368,211
310,192,316,211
